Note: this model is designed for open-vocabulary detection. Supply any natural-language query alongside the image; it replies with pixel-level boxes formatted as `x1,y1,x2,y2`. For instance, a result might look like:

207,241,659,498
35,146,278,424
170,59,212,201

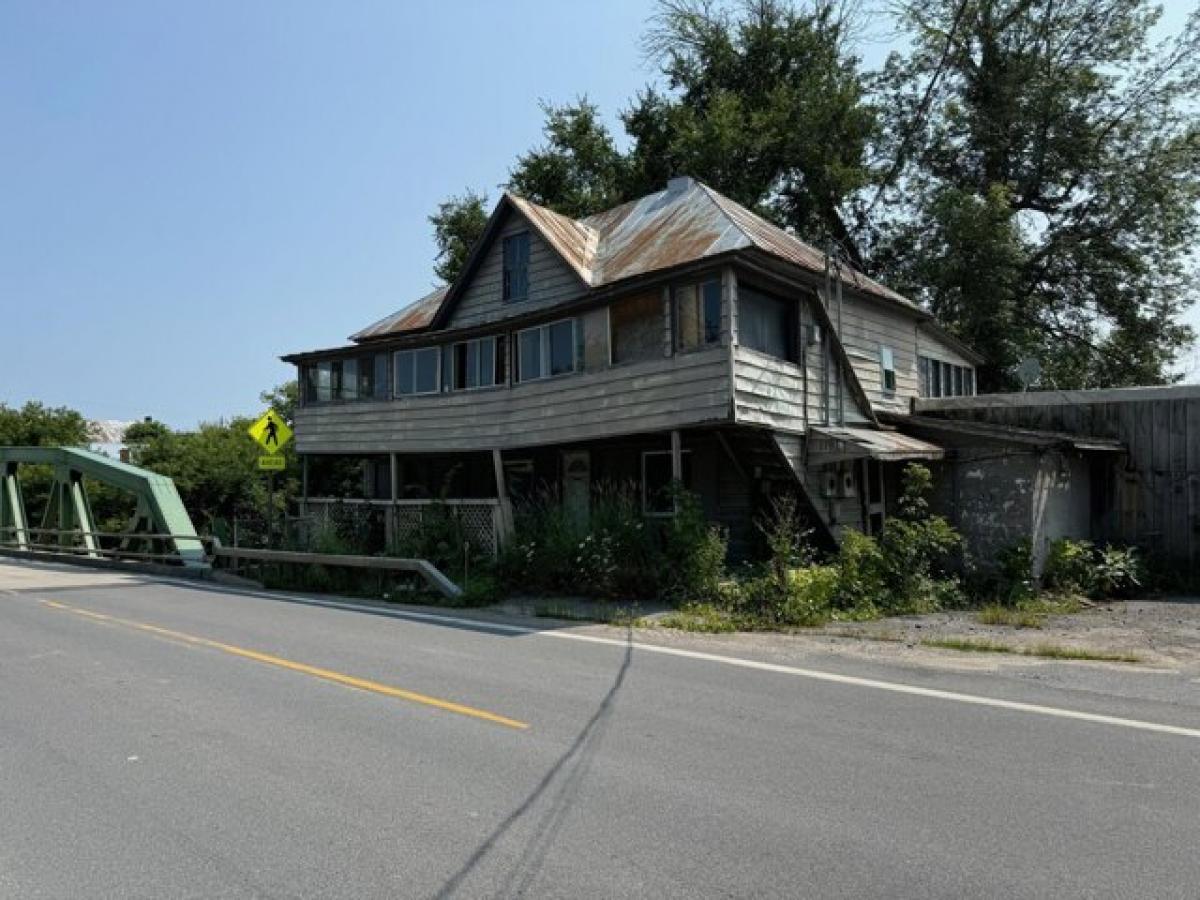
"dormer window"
502,232,530,302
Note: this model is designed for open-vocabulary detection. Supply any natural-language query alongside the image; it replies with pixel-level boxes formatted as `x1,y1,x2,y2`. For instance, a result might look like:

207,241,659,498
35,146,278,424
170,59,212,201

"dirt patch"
813,597,1200,672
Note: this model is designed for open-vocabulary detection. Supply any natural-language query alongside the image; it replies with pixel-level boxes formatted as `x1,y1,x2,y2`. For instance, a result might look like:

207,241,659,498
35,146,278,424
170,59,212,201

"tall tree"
873,0,1200,388
430,190,489,284
626,0,877,264
428,0,877,269
507,99,632,218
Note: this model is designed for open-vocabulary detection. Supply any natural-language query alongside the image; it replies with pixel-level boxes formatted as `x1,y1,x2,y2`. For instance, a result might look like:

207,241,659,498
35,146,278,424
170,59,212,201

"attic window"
503,232,530,302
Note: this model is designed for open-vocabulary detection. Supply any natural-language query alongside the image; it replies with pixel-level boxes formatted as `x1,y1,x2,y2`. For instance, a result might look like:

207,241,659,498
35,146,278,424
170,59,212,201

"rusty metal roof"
508,194,598,284
351,177,919,342
348,285,447,341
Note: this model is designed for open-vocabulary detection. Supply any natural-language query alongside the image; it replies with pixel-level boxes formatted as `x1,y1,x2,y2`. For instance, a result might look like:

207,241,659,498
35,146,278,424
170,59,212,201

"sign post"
248,410,294,547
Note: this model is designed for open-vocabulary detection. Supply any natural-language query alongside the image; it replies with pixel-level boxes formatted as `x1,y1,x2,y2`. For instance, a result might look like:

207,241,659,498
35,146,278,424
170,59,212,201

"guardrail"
0,525,216,566
211,546,462,599
1,526,462,600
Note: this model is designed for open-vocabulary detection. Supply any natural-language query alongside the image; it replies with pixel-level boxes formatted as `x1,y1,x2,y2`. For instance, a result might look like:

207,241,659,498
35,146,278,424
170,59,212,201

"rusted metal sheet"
508,195,597,284
348,286,448,341
807,425,945,463
348,177,919,342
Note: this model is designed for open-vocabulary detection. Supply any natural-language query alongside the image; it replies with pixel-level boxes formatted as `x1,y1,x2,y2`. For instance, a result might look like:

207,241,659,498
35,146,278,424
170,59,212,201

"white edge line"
19,563,1200,741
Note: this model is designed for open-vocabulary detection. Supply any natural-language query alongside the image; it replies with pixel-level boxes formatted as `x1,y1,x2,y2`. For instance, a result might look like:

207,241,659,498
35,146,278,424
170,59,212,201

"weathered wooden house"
282,177,986,556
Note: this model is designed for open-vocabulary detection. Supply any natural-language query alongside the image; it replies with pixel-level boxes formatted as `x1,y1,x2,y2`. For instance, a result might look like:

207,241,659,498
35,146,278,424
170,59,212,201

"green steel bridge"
0,446,207,568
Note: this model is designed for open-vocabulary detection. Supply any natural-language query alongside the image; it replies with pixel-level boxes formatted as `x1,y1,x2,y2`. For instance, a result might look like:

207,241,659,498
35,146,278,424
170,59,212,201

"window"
394,347,441,396
303,354,389,404
641,450,694,515
880,347,896,395
503,232,530,302
611,290,663,364
674,279,721,351
516,319,578,382
738,287,795,362
449,337,502,390
918,355,975,398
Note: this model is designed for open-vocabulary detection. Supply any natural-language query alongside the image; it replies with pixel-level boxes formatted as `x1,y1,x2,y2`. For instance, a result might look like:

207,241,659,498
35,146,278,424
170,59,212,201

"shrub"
1042,538,1095,594
1092,544,1142,599
833,530,887,614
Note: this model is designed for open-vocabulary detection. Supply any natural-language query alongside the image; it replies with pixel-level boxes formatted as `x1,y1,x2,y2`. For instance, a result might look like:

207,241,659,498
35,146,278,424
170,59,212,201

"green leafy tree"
430,189,489,284
429,0,876,263
0,402,89,447
508,99,633,218
873,0,1200,388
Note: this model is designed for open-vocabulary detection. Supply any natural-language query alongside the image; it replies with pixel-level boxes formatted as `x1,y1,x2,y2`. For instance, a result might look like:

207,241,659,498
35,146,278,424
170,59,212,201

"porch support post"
492,449,514,550
670,430,683,482
386,452,399,548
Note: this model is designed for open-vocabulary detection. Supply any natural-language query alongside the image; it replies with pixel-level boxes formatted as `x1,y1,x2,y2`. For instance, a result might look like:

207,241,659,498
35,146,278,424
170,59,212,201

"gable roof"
352,177,921,342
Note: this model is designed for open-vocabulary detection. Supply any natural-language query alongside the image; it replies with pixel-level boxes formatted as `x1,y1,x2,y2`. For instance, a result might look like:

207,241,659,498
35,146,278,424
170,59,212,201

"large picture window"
674,279,721,351
394,347,441,396
516,319,578,382
450,337,503,390
738,287,795,362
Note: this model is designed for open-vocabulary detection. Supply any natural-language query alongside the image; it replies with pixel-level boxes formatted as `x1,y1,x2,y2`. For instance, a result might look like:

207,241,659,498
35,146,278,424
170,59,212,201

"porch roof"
807,426,945,465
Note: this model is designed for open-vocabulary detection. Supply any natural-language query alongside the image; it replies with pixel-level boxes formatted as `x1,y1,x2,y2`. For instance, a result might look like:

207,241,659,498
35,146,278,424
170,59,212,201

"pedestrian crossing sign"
249,409,292,454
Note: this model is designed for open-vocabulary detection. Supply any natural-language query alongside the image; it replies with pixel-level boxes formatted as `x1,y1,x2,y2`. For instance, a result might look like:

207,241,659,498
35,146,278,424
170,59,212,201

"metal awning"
807,426,945,466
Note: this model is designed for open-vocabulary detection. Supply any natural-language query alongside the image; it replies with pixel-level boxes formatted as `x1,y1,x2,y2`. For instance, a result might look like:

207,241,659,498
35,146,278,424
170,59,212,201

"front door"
562,450,591,525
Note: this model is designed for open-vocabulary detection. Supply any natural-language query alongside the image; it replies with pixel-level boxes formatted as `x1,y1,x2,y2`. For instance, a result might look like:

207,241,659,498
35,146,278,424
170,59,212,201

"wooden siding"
445,213,585,330
733,347,808,433
917,327,974,368
917,390,1200,568
296,346,733,454
838,293,920,415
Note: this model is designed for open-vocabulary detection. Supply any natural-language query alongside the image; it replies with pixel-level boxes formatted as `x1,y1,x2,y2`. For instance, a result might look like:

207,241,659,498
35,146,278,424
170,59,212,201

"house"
281,177,989,557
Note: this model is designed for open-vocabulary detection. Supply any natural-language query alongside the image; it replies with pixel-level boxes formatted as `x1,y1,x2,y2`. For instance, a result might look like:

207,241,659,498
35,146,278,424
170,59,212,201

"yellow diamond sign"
249,409,292,454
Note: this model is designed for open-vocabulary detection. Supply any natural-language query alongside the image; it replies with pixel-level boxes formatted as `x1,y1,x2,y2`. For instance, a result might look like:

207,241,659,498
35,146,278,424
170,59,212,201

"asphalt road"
3,559,1200,899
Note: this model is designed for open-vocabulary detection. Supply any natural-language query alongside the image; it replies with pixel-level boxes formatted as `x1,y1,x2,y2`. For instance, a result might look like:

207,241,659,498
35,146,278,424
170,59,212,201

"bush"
833,530,887,614
1042,538,1095,594
1092,544,1142,599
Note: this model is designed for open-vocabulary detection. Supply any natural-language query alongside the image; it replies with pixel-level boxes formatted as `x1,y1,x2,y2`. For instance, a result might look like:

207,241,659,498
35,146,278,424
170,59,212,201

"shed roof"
351,178,921,342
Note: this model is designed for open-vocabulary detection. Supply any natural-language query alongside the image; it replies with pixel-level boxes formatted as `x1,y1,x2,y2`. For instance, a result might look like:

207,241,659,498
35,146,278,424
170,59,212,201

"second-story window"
503,232,530,302
739,286,797,363
394,347,441,396
450,336,504,390
880,347,897,396
675,278,721,351
516,319,577,383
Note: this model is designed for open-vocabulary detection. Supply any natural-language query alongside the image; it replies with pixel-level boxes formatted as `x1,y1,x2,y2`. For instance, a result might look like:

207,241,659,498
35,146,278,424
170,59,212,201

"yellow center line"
39,598,529,731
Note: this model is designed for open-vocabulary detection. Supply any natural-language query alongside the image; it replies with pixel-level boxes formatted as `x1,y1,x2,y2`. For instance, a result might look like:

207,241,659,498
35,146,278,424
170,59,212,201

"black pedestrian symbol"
264,418,278,447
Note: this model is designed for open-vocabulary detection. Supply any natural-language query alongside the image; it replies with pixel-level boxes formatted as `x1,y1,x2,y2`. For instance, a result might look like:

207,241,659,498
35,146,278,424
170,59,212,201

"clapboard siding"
917,331,974,368
445,213,585,329
838,294,920,415
296,346,732,454
733,347,808,433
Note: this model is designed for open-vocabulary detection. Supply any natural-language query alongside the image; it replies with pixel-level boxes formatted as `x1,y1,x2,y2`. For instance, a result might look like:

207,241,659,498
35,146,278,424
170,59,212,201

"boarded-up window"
610,290,662,364
675,279,721,351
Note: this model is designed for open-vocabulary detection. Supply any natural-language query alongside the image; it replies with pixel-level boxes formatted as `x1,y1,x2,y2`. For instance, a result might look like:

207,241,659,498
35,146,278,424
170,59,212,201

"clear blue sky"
2,2,1195,427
